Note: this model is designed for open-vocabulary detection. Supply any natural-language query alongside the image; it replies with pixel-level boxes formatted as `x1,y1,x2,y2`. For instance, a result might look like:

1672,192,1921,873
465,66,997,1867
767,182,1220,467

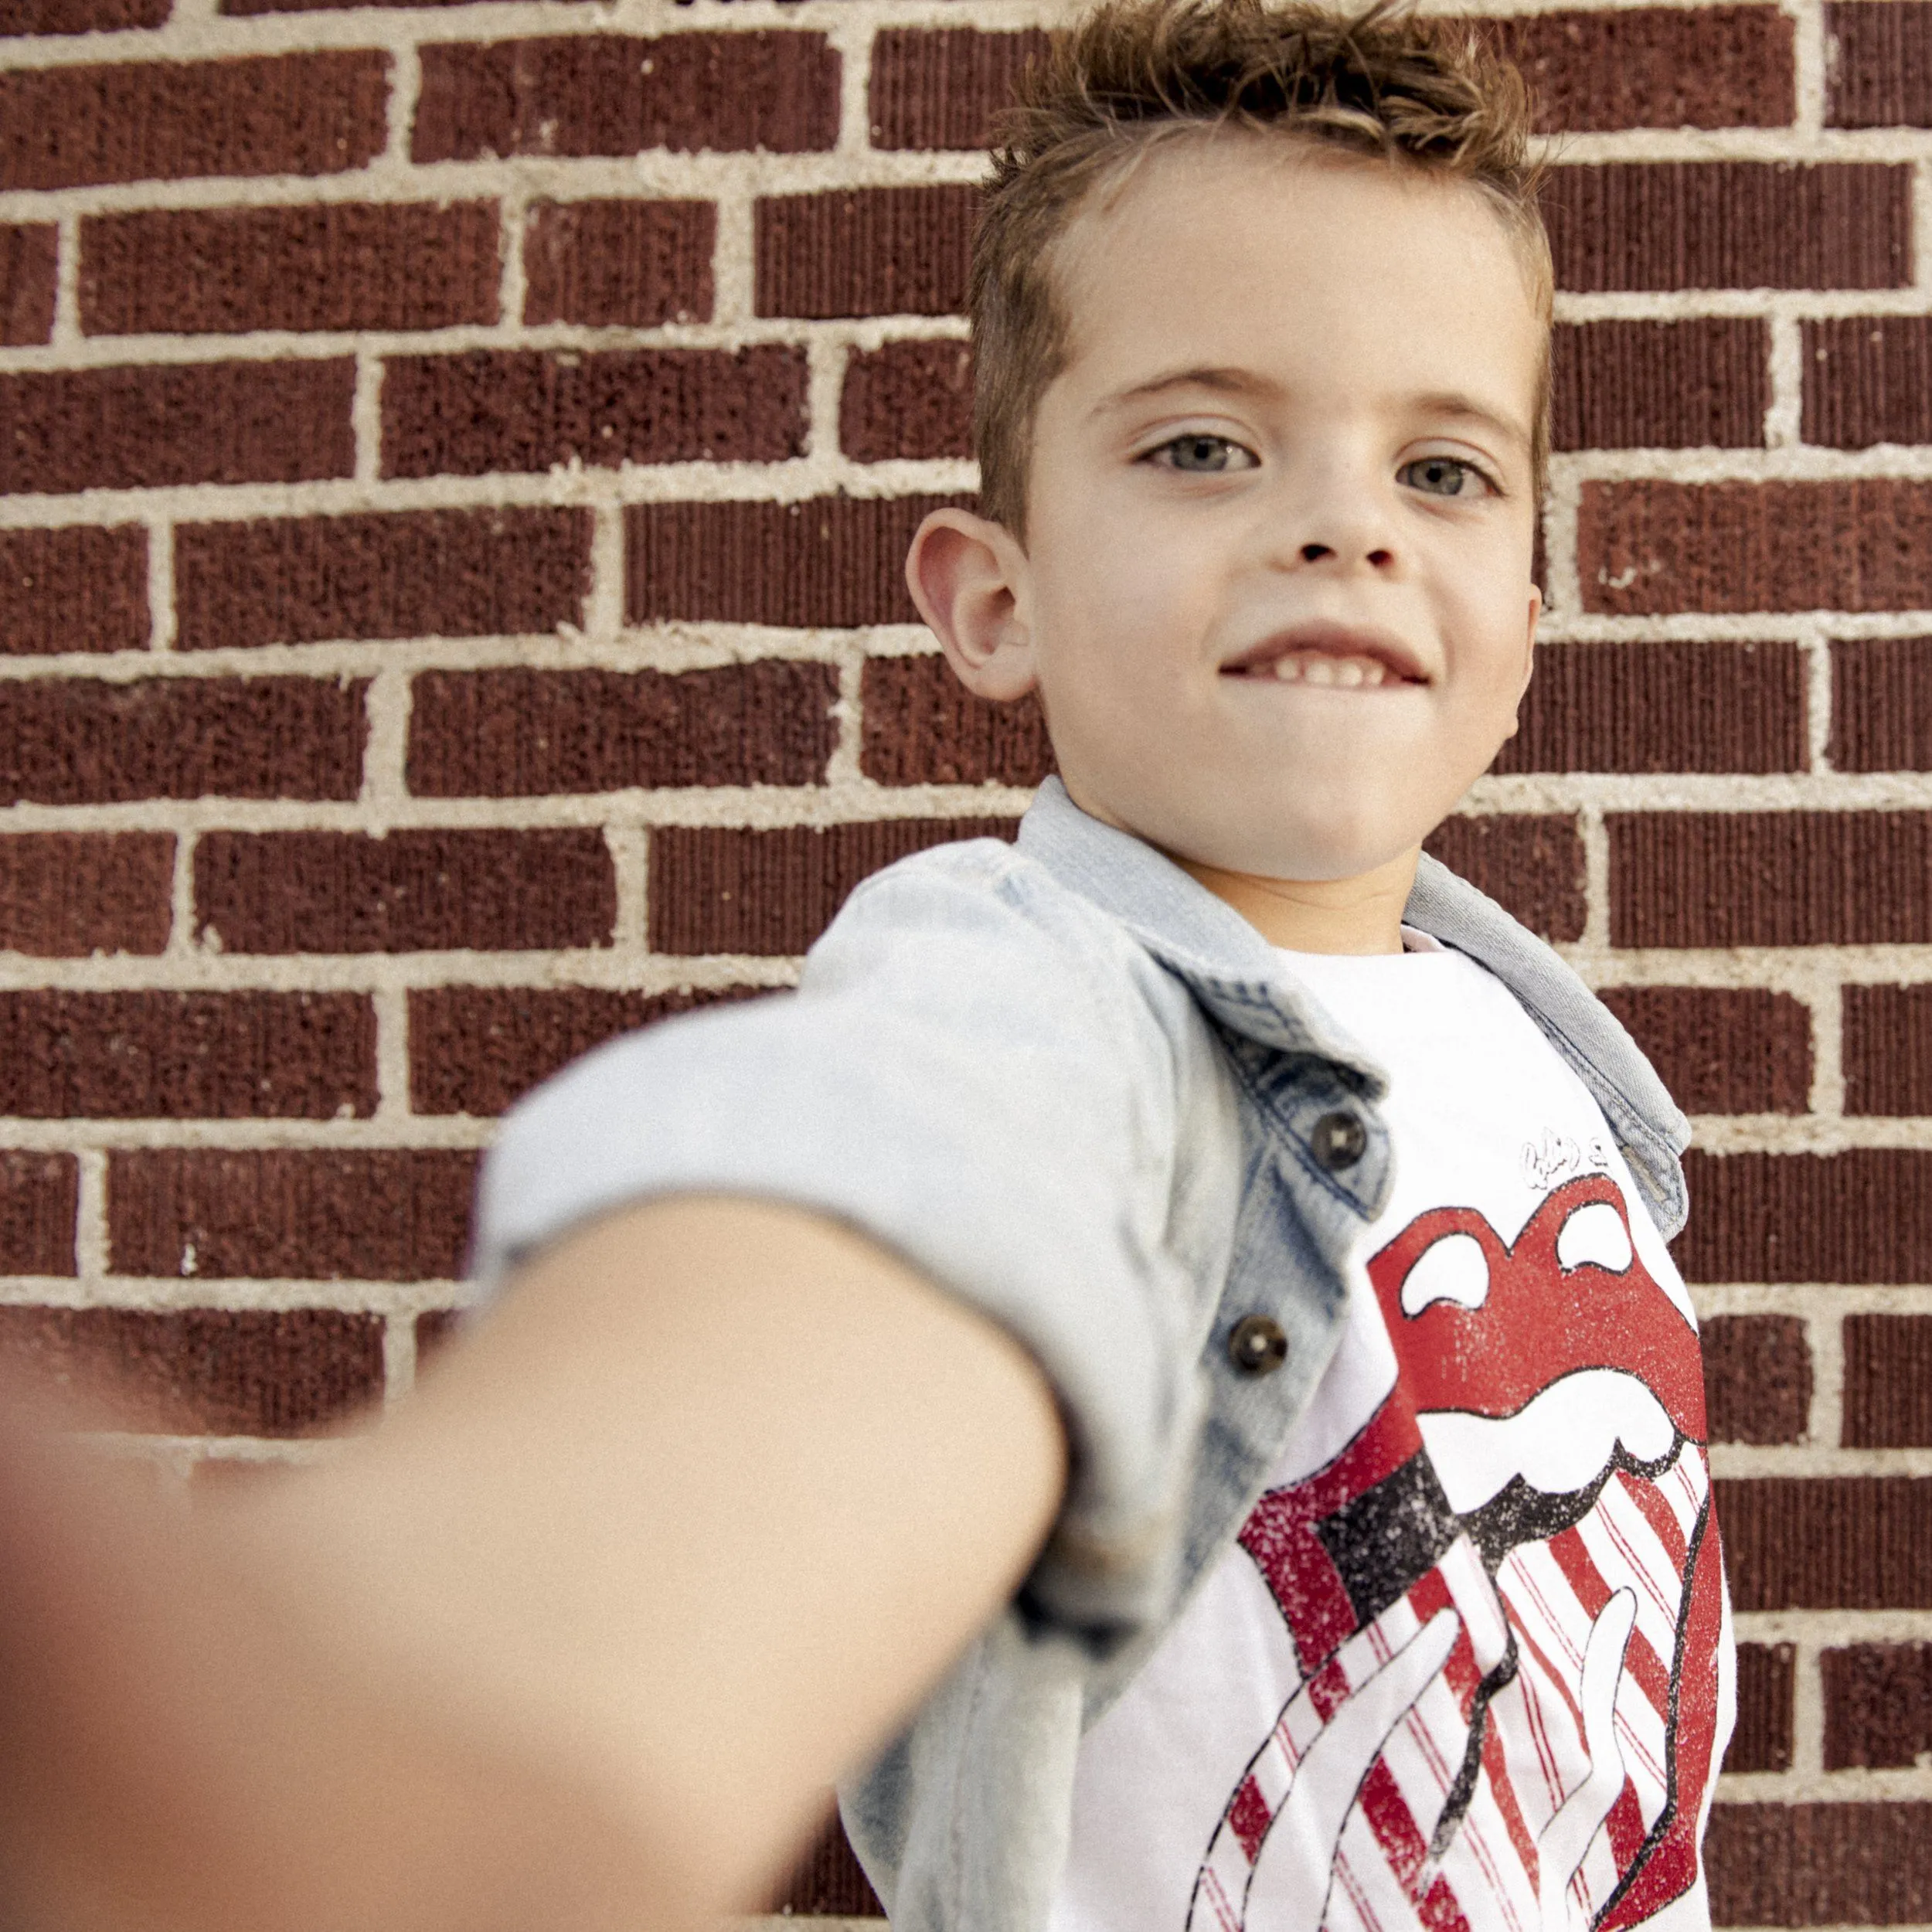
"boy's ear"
905,509,1038,702
1500,583,1542,740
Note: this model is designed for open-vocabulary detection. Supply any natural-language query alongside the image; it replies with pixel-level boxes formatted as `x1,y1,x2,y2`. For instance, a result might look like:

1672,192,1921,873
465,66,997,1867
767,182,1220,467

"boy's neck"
1172,847,1420,956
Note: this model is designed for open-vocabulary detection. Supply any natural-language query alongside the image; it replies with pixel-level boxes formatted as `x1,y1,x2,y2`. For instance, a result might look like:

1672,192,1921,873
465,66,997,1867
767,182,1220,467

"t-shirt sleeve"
469,840,1214,1640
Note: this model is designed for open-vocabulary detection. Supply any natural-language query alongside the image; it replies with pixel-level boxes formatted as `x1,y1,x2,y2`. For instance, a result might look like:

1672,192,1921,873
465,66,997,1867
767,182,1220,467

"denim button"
1311,1110,1367,1171
1228,1313,1289,1376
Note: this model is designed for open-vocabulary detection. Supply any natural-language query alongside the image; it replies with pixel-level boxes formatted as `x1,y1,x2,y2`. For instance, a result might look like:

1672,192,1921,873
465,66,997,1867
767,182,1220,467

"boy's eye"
1399,457,1491,498
1153,434,1257,474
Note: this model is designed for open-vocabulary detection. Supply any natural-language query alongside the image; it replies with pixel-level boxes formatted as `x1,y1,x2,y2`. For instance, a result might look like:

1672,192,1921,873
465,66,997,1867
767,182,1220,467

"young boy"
0,5,1730,1930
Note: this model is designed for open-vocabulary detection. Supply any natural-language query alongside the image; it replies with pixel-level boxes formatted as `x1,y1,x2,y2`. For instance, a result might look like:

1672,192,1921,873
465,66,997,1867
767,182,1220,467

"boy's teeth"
1265,652,1388,687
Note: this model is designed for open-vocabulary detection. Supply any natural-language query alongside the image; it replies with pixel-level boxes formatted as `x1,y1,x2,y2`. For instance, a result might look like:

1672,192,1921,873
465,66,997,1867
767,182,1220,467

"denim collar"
1015,777,1691,1236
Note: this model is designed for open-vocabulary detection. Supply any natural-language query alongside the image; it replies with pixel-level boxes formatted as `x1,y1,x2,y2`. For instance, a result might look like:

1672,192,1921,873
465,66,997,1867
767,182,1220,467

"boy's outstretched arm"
0,1195,1067,1932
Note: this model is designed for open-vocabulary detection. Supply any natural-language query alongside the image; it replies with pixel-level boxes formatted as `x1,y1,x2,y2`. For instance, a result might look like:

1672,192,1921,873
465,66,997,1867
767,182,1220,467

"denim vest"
471,778,1690,1932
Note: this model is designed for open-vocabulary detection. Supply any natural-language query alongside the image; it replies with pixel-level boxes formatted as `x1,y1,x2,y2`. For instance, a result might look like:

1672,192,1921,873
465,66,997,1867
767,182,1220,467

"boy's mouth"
1221,624,1427,689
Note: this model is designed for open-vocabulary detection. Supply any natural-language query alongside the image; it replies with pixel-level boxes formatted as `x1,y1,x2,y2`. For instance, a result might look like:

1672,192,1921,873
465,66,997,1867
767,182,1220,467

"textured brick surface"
1676,1149,1932,1284
1582,480,1932,614
1540,163,1909,291
1706,1802,1932,1922
409,662,839,798
0,1152,77,1275
1609,811,1932,947
1499,641,1803,774
0,992,374,1120
107,1148,477,1281
0,53,389,192
1842,1314,1932,1447
1821,1642,1932,1768
80,204,500,338
628,495,967,629
0,360,355,495
1549,319,1767,450
1804,316,1932,448
196,828,615,954
413,33,839,164
410,984,764,1117
860,655,1053,787
649,818,1019,957
1725,1641,1795,1774
174,509,591,651
0,834,172,957
381,346,806,480
1420,815,1587,942
1490,8,1794,130
0,526,148,656
0,676,365,804
868,28,1053,150
1844,983,1932,1116
1719,1477,1932,1607
756,186,978,319
841,338,975,463
3,0,168,29
0,1305,382,1435
1830,635,1932,770
522,200,714,328
1598,986,1811,1115
1,224,56,347
1700,1313,1811,1443
769,1815,884,1918
1826,0,1932,126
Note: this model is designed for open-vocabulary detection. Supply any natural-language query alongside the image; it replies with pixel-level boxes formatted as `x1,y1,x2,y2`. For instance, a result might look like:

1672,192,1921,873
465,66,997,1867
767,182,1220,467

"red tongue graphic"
1366,1174,1707,1442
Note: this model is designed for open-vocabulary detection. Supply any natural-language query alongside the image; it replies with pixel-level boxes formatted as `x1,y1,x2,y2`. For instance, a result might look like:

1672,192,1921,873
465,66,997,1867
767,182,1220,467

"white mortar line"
1791,1636,1827,1781
1765,311,1804,449
383,37,422,172
380,1308,417,1404
583,499,627,645
606,822,649,952
1576,803,1611,950
144,515,175,651
709,185,757,329
498,188,529,332
0,1272,477,1315
824,639,870,788
1804,973,1846,1118
359,662,413,815
1695,1284,1932,1319
167,828,198,957
805,332,849,463
1804,629,1835,771
1711,1444,1932,1478
371,981,413,1127
49,212,80,349
827,4,878,158
1917,159,1932,295
352,350,385,486
1736,1606,1932,1643
1810,1304,1848,1452
72,1148,109,1287
1790,0,1827,139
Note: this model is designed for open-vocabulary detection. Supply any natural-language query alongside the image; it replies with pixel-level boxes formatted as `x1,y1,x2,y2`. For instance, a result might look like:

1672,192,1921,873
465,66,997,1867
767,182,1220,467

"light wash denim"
471,776,1691,1932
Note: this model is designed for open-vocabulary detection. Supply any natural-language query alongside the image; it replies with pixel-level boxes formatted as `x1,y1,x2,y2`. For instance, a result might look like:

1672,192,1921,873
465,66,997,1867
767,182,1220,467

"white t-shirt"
1049,937,1733,1932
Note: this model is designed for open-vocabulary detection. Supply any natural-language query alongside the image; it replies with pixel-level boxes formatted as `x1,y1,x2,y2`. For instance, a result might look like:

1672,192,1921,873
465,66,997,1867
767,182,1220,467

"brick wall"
0,0,1928,1918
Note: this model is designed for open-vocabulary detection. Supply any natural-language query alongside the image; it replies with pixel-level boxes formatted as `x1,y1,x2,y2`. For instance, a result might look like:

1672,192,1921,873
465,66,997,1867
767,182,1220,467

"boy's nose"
1298,539,1396,570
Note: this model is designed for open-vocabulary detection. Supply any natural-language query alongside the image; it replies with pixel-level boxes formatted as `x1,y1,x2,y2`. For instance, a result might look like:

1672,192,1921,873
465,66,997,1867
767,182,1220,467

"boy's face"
996,137,1543,889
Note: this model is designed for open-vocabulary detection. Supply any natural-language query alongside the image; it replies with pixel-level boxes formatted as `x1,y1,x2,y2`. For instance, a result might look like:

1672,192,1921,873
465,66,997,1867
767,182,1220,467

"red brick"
0,1153,76,1274
1843,1315,1932,1447
627,494,968,630
769,1815,883,1918
1583,481,1932,616
0,53,388,192
1597,986,1811,1116
1498,640,1802,775
0,833,171,956
1804,317,1932,448
1701,1313,1811,1444
174,509,590,652
1609,811,1932,947
756,186,976,319
1832,637,1932,771
0,991,373,1120
1676,1150,1932,1285
408,662,838,798
1827,0,1932,126
522,199,713,328
195,828,614,954
381,345,804,480
0,526,147,655
1725,1642,1795,1773
0,676,363,805
1718,1477,1932,1608
0,1306,380,1436
0,360,355,495
414,1307,461,1362
1486,9,1794,131
650,818,1019,956
108,1148,477,1281
80,203,498,338
868,28,1053,149
1845,982,1932,1116
1707,1802,1932,1921
410,984,764,1117
412,33,838,163
1541,163,1910,292
1,225,56,347
842,338,974,464
1549,319,1766,451
860,654,1052,787
3,0,168,29
1421,815,1586,943
1821,1642,1932,1768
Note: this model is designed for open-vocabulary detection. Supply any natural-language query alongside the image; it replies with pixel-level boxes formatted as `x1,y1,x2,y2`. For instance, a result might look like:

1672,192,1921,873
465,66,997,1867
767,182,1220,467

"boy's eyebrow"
1406,391,1533,453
